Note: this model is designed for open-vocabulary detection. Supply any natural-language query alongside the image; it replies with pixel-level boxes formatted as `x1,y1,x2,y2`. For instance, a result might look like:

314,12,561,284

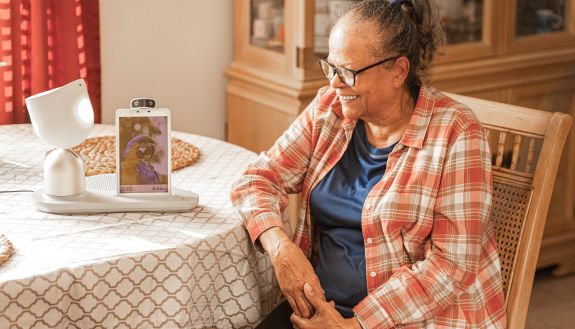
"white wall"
99,0,232,139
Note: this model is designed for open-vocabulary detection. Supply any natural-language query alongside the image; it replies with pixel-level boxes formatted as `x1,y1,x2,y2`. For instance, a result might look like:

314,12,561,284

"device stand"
32,174,199,214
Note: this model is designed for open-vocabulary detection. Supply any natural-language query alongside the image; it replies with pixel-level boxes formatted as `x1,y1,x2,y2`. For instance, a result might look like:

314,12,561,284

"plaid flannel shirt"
231,85,506,328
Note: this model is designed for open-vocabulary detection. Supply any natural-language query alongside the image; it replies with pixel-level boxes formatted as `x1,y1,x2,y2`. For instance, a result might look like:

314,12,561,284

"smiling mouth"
339,95,358,101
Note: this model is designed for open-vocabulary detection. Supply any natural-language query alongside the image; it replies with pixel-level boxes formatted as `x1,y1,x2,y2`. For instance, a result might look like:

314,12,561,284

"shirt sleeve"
230,90,322,247
353,120,493,328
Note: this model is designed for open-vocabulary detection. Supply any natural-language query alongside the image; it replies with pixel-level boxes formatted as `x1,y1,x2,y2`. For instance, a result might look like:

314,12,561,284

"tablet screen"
118,116,169,193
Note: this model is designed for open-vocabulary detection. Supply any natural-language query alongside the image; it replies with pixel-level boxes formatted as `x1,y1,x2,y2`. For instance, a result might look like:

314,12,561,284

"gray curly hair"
343,0,445,94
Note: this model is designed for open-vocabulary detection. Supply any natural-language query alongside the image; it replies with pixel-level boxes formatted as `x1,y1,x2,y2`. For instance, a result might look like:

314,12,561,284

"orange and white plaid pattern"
231,85,506,328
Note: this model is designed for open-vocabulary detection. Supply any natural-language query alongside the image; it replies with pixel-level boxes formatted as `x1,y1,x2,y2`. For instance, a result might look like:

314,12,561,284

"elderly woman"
231,0,506,328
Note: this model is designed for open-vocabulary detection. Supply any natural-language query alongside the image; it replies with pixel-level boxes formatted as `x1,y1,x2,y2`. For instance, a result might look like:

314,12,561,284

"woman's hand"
259,227,324,318
291,283,362,329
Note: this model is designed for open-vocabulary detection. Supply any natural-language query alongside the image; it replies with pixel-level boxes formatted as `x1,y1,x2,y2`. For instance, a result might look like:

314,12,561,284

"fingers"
268,240,323,320
290,313,307,329
284,285,315,318
286,295,302,318
287,292,314,319
295,295,312,318
303,282,324,310
311,280,326,301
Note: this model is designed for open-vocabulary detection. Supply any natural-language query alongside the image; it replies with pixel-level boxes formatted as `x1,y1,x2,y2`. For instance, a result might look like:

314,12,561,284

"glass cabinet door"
437,0,484,45
314,0,359,58
233,0,295,79
435,0,500,63
250,0,285,52
313,0,486,53
507,0,575,53
516,0,566,36
301,0,498,76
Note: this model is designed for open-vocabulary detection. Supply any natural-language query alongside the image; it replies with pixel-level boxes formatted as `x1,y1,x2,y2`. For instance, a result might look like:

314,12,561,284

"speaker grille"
86,174,116,191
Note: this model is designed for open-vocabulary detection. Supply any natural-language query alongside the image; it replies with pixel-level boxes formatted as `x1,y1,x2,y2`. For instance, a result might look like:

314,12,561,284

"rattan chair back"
446,93,572,329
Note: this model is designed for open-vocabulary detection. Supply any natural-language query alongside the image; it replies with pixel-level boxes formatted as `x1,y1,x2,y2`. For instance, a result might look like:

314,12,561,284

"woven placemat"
71,136,200,176
0,234,13,266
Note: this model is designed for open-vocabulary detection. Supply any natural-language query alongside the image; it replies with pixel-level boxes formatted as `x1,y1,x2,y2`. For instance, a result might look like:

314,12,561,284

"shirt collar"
399,85,436,149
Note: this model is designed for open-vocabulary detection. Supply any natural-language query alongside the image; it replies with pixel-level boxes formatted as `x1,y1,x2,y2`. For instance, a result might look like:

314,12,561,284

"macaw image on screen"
121,135,160,184
118,116,169,193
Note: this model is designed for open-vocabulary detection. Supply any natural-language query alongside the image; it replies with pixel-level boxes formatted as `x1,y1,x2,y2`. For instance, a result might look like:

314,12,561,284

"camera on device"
130,98,156,109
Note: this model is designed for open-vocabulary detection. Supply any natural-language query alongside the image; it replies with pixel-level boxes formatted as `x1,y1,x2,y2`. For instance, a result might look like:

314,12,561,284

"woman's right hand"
259,227,325,319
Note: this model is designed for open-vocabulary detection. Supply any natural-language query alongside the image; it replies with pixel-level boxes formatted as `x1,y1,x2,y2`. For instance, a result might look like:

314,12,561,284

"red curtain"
0,0,100,124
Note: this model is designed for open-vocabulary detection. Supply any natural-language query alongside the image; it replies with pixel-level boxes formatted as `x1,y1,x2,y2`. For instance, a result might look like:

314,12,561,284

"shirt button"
365,203,371,209
370,272,376,278
367,238,373,244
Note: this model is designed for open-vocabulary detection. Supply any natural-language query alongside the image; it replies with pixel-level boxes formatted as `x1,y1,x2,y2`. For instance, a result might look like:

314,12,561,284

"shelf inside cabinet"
250,0,286,52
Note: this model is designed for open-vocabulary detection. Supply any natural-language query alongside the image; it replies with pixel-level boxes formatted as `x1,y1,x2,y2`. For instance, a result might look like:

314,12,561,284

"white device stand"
32,174,199,214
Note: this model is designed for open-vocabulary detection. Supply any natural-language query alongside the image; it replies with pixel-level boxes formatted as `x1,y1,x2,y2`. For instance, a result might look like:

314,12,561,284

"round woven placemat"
71,136,200,176
0,234,13,266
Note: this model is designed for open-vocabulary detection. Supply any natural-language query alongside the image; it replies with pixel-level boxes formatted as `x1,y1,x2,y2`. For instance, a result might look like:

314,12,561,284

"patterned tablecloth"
0,124,282,329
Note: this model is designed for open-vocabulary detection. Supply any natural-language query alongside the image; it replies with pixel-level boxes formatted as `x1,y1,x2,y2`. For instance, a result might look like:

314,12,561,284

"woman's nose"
329,73,346,88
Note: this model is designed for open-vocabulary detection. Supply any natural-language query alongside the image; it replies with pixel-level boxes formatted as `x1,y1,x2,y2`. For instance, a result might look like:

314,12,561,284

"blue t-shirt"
310,120,396,318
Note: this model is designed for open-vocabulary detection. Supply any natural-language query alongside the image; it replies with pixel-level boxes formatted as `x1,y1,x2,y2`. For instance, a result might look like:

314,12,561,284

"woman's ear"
392,56,410,88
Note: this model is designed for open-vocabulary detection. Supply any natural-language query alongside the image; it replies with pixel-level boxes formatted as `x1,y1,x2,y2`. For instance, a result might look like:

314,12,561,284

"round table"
0,124,281,329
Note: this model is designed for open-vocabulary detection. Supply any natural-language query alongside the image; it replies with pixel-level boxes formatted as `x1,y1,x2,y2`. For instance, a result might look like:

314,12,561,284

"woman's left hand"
290,283,362,329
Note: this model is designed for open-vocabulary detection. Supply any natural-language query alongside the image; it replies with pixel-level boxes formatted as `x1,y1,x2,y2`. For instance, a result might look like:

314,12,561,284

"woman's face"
327,17,405,123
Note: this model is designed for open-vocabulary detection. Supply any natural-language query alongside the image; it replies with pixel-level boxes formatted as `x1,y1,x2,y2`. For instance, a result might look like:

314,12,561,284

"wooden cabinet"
226,0,575,273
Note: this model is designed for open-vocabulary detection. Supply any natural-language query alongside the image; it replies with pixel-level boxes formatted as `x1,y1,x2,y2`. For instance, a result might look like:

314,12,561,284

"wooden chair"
446,93,573,329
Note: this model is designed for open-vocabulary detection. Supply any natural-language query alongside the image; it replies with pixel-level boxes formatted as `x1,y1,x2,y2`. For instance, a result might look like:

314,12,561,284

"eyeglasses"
318,55,400,87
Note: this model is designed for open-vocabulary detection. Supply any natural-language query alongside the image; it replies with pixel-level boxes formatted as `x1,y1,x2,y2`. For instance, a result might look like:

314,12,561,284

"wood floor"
526,267,575,329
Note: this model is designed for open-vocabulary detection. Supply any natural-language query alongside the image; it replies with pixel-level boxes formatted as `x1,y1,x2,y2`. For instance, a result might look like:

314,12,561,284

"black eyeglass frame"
318,55,400,87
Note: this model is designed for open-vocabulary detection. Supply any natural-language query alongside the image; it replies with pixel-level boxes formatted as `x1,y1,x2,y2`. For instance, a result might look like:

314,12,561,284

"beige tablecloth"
0,125,282,329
